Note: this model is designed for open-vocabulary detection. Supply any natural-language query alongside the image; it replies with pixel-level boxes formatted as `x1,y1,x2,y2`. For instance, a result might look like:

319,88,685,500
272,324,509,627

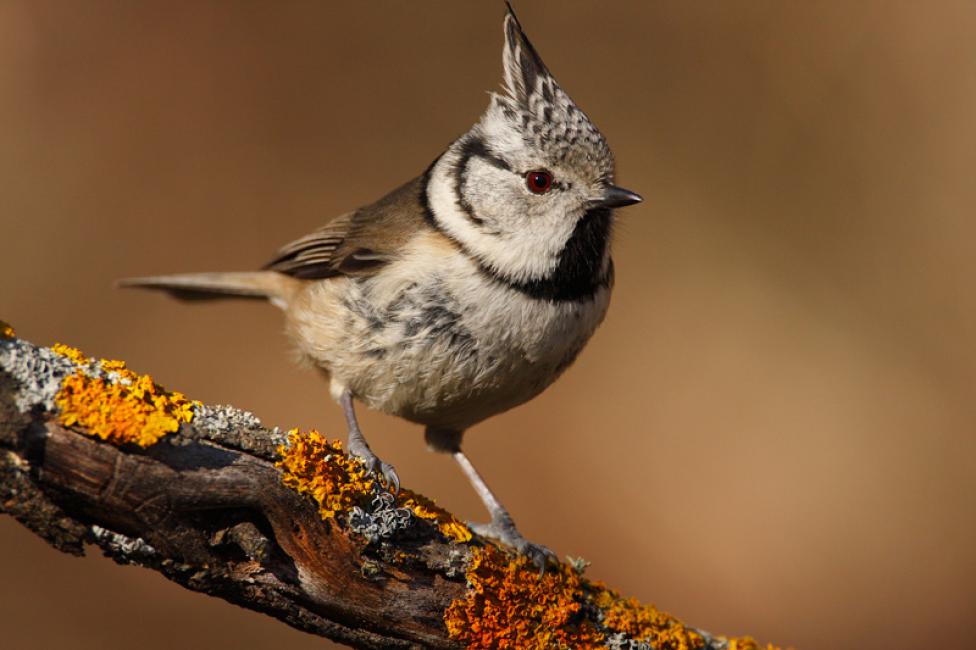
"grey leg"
339,390,399,493
453,450,556,572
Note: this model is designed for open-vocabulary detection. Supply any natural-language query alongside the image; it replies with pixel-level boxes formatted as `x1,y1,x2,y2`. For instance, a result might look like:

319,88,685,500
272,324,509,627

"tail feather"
116,271,299,309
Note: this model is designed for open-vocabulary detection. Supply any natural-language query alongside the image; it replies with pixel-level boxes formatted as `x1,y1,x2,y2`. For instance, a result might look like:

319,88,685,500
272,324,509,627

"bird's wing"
263,211,357,279
264,175,431,280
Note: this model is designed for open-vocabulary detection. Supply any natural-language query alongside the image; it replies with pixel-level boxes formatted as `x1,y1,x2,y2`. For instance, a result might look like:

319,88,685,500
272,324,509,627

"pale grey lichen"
695,630,731,650
194,403,262,434
566,554,591,574
0,338,76,412
604,634,653,649
441,547,470,579
192,403,286,445
268,427,287,447
90,524,157,559
347,489,413,543
604,630,729,650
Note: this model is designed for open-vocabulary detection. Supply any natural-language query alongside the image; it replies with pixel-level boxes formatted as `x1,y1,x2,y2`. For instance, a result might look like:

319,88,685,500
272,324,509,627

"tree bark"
0,333,773,650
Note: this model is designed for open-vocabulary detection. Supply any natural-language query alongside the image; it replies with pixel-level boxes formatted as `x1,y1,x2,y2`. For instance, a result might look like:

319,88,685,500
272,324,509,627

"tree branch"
0,328,779,650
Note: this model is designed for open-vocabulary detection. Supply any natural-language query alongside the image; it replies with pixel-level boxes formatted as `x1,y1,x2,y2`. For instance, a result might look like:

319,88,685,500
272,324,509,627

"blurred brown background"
2,1,974,648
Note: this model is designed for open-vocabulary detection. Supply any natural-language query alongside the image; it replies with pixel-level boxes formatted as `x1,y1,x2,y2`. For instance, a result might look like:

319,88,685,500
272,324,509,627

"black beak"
599,185,643,209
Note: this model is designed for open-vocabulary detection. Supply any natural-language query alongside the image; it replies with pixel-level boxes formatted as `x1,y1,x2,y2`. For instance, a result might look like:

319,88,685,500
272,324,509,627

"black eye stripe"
459,137,511,173
457,136,575,193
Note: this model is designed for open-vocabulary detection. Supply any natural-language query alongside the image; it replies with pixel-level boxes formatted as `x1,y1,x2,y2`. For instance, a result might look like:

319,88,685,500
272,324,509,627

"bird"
119,4,641,568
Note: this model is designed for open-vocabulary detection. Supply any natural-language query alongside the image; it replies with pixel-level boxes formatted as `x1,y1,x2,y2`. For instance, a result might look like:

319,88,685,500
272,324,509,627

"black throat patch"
508,206,614,302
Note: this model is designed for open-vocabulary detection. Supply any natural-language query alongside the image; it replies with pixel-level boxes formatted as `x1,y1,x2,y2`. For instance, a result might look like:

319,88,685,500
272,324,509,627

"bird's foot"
468,517,557,574
347,439,400,494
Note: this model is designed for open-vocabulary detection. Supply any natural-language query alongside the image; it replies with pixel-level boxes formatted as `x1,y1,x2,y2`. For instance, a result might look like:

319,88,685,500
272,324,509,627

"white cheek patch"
458,162,516,233
428,143,579,285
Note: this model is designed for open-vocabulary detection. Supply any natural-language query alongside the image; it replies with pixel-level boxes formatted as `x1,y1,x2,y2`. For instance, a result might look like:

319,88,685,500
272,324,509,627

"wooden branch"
0,328,779,650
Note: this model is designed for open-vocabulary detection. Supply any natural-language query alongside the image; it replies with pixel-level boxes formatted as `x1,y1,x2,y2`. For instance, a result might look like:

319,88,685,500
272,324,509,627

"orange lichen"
53,348,195,447
276,429,471,542
445,545,604,649
1,320,14,338
445,547,779,650
593,588,704,650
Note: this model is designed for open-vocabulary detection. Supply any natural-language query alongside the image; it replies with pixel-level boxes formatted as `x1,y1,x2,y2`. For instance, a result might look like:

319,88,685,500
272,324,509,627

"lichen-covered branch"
0,323,780,650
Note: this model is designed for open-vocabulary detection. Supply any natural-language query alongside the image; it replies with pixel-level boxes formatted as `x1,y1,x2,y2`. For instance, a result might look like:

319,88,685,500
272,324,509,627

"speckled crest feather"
496,5,613,178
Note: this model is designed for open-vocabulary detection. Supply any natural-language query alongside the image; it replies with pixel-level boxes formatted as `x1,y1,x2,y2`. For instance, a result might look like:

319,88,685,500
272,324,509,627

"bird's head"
426,5,641,300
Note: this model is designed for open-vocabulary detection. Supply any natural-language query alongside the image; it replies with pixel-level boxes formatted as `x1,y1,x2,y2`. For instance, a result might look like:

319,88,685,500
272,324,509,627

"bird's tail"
116,271,301,310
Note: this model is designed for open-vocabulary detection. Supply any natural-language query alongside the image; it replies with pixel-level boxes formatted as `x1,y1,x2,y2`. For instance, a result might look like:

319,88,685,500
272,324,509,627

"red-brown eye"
526,170,554,194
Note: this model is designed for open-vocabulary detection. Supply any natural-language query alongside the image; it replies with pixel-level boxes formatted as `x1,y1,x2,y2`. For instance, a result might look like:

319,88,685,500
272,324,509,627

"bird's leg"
339,390,399,493
453,449,557,571
424,427,555,570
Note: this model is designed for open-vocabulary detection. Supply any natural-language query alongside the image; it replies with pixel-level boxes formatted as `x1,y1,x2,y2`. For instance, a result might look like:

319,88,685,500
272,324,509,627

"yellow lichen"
726,637,781,650
53,349,195,447
1,320,14,338
276,429,472,542
277,429,377,519
399,488,473,543
52,342,90,365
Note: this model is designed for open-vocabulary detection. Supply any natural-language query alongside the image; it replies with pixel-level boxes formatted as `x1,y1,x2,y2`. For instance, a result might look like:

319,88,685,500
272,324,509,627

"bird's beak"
596,185,643,209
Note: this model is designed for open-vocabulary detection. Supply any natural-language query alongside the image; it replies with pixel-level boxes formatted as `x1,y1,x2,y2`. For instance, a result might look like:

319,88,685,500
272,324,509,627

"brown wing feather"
264,212,356,279
263,175,431,280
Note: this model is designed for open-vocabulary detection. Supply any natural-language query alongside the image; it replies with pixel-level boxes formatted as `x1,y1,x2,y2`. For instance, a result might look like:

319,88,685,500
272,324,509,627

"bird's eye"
526,170,554,194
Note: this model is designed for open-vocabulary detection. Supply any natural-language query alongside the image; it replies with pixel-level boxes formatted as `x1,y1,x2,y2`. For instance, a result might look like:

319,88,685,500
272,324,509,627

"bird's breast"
291,232,611,430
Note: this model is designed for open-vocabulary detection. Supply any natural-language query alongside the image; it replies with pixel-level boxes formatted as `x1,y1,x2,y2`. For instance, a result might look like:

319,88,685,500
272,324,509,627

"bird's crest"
493,4,612,174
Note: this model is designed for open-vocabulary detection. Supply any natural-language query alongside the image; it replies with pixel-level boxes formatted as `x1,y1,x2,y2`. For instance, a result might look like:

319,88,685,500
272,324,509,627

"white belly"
286,234,611,431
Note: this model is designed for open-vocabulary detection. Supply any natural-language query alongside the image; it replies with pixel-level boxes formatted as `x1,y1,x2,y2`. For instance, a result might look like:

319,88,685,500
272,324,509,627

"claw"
348,445,399,495
468,520,556,575
380,462,400,495
524,543,558,577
